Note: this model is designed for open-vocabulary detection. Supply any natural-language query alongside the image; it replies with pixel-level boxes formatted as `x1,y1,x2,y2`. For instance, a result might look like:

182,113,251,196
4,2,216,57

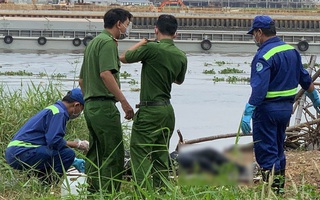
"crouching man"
5,88,88,184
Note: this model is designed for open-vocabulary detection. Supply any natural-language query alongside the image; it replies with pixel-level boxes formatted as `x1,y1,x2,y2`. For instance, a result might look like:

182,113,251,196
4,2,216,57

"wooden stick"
180,132,252,145
177,118,320,146
286,118,320,132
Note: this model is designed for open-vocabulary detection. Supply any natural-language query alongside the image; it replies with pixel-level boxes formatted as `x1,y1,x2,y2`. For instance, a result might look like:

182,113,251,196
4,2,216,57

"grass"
0,83,319,199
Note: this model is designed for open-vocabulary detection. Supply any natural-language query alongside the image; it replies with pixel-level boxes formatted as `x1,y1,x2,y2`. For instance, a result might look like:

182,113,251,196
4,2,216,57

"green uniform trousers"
130,104,175,188
84,100,124,193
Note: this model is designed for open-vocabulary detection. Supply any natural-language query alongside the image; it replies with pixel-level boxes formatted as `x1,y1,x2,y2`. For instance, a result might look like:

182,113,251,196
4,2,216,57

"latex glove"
241,103,256,134
75,139,89,151
72,158,85,173
305,89,320,113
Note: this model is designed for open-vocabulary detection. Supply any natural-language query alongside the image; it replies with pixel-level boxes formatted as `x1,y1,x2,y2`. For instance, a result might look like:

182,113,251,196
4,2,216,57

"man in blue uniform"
5,88,88,184
241,15,320,194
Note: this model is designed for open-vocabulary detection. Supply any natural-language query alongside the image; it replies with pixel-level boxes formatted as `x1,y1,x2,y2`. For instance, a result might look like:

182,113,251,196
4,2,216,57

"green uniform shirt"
80,30,121,100
125,39,187,101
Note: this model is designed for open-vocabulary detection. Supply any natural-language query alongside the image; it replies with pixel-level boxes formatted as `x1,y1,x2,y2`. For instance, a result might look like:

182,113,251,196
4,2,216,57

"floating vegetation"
215,61,226,66
212,76,225,83
219,68,245,74
120,71,131,79
204,62,213,66
130,88,140,92
38,72,47,77
226,76,250,84
51,73,67,78
128,79,138,85
0,70,33,76
203,69,216,74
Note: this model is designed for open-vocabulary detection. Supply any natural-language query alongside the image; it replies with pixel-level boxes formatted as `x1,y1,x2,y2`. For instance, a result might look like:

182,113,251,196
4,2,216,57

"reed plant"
0,82,319,199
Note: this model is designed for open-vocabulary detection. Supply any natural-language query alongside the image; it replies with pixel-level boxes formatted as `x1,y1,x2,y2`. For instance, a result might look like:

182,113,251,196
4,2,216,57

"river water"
0,52,315,152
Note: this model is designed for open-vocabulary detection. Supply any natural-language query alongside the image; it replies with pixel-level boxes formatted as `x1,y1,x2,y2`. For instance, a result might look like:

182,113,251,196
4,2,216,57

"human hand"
79,140,89,151
120,100,134,120
241,115,252,134
72,158,85,173
75,139,89,152
241,103,256,134
305,89,320,113
145,38,157,43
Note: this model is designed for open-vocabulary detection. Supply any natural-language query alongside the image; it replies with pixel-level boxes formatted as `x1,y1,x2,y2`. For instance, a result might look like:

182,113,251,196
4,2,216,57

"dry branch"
177,118,320,146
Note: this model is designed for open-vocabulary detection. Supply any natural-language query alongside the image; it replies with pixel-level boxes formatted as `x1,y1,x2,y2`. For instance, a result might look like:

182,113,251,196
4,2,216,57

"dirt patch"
285,150,320,190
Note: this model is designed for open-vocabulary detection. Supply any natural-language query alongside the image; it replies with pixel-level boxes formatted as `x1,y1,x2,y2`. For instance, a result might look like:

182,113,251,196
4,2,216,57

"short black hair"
255,21,276,36
103,8,133,29
156,14,178,36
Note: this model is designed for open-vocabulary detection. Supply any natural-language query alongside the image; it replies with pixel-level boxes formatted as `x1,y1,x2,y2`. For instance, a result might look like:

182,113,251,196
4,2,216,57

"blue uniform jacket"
249,37,312,108
8,101,69,156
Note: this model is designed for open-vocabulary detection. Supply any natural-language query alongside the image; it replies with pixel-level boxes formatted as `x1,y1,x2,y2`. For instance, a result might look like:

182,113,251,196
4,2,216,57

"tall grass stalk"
0,83,320,199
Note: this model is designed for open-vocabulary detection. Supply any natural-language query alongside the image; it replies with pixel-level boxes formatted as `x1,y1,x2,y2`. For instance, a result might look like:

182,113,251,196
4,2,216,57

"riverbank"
285,150,320,192
0,52,319,199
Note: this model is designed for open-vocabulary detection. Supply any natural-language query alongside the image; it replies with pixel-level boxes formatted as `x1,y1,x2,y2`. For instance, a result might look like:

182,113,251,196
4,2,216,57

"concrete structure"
0,17,319,55
2,11,320,32
117,0,152,6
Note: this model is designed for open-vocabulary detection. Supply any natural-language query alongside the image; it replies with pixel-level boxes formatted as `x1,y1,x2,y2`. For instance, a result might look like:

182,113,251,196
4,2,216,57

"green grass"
0,82,319,199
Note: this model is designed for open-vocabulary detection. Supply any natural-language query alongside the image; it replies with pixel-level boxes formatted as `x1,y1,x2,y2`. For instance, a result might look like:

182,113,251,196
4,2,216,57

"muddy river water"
0,52,315,152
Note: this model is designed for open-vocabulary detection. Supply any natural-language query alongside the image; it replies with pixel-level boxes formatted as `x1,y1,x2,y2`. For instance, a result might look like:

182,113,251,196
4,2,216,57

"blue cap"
247,15,274,34
69,88,84,105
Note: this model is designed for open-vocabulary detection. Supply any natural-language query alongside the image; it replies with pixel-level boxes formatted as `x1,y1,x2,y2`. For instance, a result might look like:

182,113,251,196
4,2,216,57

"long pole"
176,118,320,146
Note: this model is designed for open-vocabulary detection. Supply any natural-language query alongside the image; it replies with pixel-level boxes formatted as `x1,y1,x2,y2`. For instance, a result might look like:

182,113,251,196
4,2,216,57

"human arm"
100,70,134,120
79,78,84,96
45,113,68,150
66,139,89,151
119,38,149,63
174,56,188,85
297,53,320,113
305,83,320,113
241,59,269,134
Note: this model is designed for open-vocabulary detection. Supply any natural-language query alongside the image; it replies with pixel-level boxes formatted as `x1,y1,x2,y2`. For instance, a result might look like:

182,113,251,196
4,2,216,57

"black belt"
136,100,170,108
85,96,115,102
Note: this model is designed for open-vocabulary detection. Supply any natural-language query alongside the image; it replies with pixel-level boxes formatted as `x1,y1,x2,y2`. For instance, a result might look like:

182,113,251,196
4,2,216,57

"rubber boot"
279,169,286,194
261,169,285,195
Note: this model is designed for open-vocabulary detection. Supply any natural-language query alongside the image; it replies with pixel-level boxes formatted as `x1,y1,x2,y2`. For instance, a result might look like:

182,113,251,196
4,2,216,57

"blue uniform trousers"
252,102,292,172
5,145,75,182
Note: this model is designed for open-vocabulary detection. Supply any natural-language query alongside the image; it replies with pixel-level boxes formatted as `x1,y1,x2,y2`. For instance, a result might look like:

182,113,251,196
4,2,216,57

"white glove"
75,139,89,151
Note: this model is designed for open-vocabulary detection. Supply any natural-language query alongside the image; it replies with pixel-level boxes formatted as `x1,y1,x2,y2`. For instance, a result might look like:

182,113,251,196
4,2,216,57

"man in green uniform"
79,8,134,193
120,14,188,189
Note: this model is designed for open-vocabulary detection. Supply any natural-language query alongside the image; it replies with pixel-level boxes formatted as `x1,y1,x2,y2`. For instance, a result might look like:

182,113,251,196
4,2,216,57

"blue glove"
241,103,256,134
72,158,85,173
305,89,320,113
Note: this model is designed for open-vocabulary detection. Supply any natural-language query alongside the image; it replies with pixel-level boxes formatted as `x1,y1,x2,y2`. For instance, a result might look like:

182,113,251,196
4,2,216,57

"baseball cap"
68,88,84,105
247,15,274,35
